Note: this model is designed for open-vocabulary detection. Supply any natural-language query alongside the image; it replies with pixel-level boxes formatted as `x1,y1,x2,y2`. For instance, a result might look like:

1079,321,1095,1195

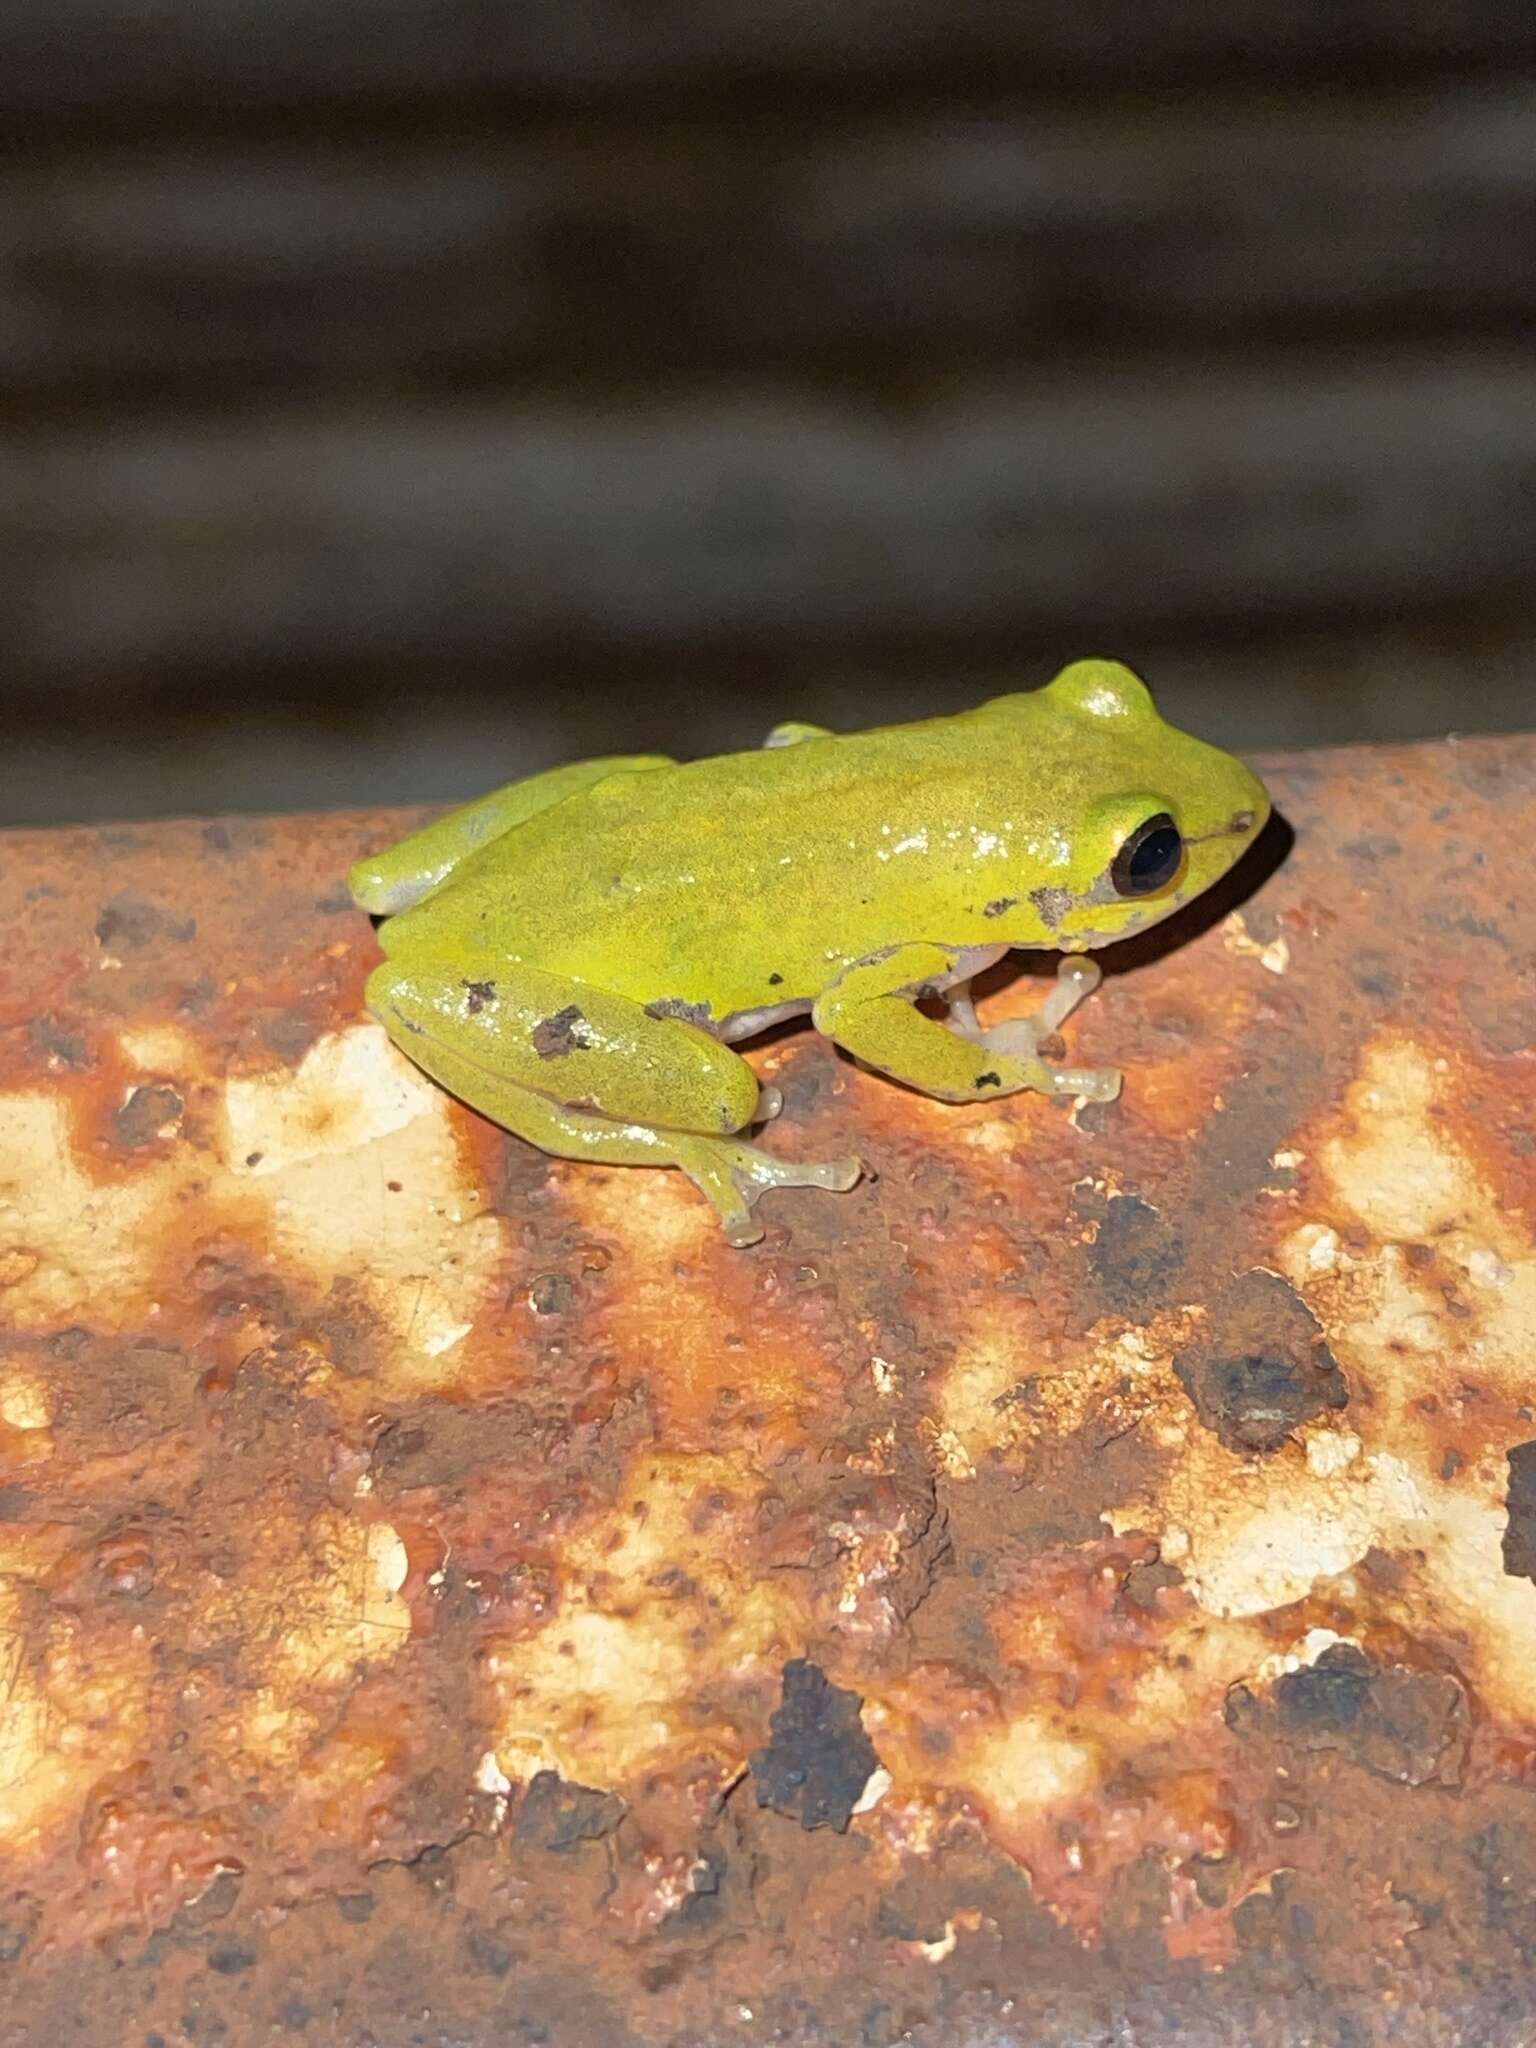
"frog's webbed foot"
674,1136,862,1248
948,957,1122,1104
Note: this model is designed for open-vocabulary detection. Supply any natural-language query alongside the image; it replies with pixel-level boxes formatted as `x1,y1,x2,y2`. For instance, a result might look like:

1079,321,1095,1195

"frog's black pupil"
1113,814,1183,897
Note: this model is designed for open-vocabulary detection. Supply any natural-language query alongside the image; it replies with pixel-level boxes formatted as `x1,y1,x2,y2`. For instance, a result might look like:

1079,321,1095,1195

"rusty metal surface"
0,736,1533,2045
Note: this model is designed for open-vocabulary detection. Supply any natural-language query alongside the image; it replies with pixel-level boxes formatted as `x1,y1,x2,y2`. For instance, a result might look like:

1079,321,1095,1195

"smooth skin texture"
350,660,1270,1244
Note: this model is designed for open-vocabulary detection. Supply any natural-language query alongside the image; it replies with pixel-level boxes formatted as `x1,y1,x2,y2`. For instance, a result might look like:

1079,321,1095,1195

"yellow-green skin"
349,660,1269,1244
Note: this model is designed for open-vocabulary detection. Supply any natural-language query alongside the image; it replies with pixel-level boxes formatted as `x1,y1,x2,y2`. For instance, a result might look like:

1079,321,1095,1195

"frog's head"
994,659,1270,951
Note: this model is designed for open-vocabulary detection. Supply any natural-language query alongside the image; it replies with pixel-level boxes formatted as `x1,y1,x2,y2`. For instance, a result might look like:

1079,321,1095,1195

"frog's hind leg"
365,956,860,1245
350,753,673,915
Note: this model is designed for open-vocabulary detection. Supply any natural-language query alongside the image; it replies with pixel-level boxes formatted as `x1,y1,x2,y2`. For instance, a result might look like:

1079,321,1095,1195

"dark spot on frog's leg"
532,1006,594,1058
1029,884,1072,930
462,978,497,1014
536,1003,593,1056
644,996,715,1031
768,973,783,986
975,1071,1001,1089
983,897,1019,918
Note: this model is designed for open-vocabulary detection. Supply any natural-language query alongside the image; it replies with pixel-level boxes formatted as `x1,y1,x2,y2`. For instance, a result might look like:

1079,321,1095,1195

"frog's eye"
1111,813,1183,897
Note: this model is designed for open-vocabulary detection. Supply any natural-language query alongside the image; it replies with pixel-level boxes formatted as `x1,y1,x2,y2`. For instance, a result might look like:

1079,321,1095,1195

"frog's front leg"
948,957,1121,1103
815,945,1119,1104
365,955,859,1245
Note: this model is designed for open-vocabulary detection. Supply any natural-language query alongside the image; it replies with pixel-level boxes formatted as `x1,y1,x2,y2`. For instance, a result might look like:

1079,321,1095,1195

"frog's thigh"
814,943,1054,1103
365,956,762,1135
351,754,673,915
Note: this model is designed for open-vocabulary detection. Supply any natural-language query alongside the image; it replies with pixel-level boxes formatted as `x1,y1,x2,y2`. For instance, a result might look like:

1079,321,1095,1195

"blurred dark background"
2,2,1533,827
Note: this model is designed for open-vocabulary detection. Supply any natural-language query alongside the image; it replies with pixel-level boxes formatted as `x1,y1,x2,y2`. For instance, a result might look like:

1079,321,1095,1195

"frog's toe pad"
755,1084,785,1124
678,1136,862,1245
732,1145,863,1199
1049,1064,1122,1104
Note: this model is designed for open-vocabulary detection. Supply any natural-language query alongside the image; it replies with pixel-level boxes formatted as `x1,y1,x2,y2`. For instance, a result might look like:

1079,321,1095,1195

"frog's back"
384,705,1049,1007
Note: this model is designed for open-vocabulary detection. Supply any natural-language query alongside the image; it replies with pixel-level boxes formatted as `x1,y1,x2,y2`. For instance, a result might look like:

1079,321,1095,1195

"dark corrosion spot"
532,1005,593,1058
94,892,195,948
1352,950,1401,1004
750,1658,881,1833
665,1843,728,1932
462,978,497,1015
645,995,715,1031
201,819,270,855
768,972,783,985
1342,835,1402,863
1174,1269,1346,1453
984,896,1019,918
114,1083,183,1148
28,1015,91,1070
1228,1644,1469,1788
1274,1644,1372,1731
1119,1558,1184,1612
975,1071,1001,1089
1088,1193,1186,1318
529,1271,574,1315
1029,883,1072,930
206,1939,258,1975
515,1770,624,1852
174,1869,243,1932
463,1922,516,1978
1503,1440,1536,1580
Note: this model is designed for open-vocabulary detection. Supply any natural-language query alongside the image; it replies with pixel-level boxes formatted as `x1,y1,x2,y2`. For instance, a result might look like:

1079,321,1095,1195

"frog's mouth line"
1186,808,1260,847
